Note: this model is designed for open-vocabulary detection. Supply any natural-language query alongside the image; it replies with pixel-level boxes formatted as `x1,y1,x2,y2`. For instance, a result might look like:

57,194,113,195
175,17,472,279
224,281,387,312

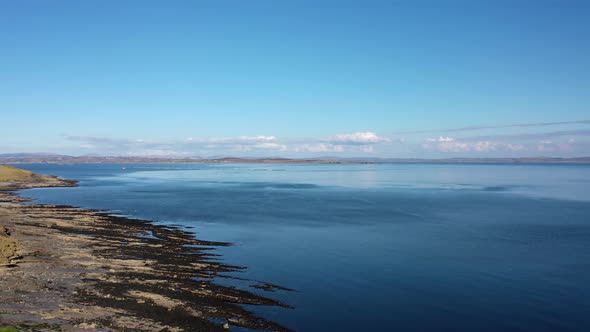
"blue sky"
1,1,589,158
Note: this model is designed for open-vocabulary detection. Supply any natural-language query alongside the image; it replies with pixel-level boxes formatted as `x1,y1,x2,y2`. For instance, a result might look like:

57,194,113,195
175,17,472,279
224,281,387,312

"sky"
1,0,589,158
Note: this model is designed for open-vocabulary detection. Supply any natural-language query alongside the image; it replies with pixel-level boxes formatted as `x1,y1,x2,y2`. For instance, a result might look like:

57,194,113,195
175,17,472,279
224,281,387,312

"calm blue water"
14,163,590,332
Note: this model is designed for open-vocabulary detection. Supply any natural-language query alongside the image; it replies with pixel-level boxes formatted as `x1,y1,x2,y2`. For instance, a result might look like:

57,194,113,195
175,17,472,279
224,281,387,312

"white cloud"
329,132,391,145
234,142,288,152
504,143,526,151
392,120,590,135
66,134,288,155
66,132,590,157
359,146,376,153
293,143,345,153
536,140,575,152
291,143,383,154
185,135,277,145
423,140,526,153
125,149,193,157
435,142,470,152
254,142,287,150
239,135,276,141
425,136,455,143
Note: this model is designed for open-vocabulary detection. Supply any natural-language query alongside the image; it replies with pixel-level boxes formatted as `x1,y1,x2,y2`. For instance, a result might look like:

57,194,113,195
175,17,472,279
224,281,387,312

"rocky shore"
0,169,292,331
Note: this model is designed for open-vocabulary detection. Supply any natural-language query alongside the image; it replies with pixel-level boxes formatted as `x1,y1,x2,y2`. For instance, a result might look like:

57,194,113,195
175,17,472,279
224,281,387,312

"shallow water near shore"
15,163,590,331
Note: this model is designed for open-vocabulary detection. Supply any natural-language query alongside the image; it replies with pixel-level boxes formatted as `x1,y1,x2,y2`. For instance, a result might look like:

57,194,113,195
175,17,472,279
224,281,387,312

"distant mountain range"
1,153,590,164
0,153,343,164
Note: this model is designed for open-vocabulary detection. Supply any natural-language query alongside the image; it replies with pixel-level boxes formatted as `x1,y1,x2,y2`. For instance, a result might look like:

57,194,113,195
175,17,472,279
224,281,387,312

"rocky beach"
0,166,291,331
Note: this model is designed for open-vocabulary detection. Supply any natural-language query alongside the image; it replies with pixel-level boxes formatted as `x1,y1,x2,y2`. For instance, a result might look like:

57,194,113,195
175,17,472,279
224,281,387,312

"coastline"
2,155,590,165
0,173,292,331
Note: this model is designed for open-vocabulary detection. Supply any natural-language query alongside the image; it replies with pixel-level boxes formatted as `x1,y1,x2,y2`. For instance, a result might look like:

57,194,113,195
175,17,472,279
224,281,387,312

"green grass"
0,326,19,332
0,324,62,332
0,165,33,182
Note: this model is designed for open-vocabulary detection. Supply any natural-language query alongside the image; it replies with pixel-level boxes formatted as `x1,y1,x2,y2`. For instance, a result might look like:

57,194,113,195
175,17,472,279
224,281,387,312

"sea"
13,163,590,332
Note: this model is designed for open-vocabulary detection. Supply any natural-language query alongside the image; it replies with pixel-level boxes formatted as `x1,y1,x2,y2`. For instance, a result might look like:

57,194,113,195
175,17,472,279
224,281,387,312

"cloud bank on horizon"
53,120,590,158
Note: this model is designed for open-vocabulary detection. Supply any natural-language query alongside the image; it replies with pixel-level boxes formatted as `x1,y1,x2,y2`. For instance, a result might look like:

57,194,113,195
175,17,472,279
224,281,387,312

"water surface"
17,163,590,331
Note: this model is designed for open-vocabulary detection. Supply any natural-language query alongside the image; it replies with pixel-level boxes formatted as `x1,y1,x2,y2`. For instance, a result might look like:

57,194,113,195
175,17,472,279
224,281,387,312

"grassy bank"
0,166,26,265
0,165,33,182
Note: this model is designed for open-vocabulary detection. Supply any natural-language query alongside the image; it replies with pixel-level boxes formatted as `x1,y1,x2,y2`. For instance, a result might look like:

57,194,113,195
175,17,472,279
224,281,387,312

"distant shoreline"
2,154,590,165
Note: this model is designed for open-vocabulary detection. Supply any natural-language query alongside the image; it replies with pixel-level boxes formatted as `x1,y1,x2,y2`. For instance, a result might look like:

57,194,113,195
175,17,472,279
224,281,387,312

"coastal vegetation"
0,165,33,182
0,226,21,265
0,166,28,265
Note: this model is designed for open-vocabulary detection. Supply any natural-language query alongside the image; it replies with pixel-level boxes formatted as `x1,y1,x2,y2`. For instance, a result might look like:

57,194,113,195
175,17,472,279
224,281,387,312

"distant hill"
374,157,590,164
0,153,71,159
1,154,589,164
0,153,76,163
0,154,344,164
